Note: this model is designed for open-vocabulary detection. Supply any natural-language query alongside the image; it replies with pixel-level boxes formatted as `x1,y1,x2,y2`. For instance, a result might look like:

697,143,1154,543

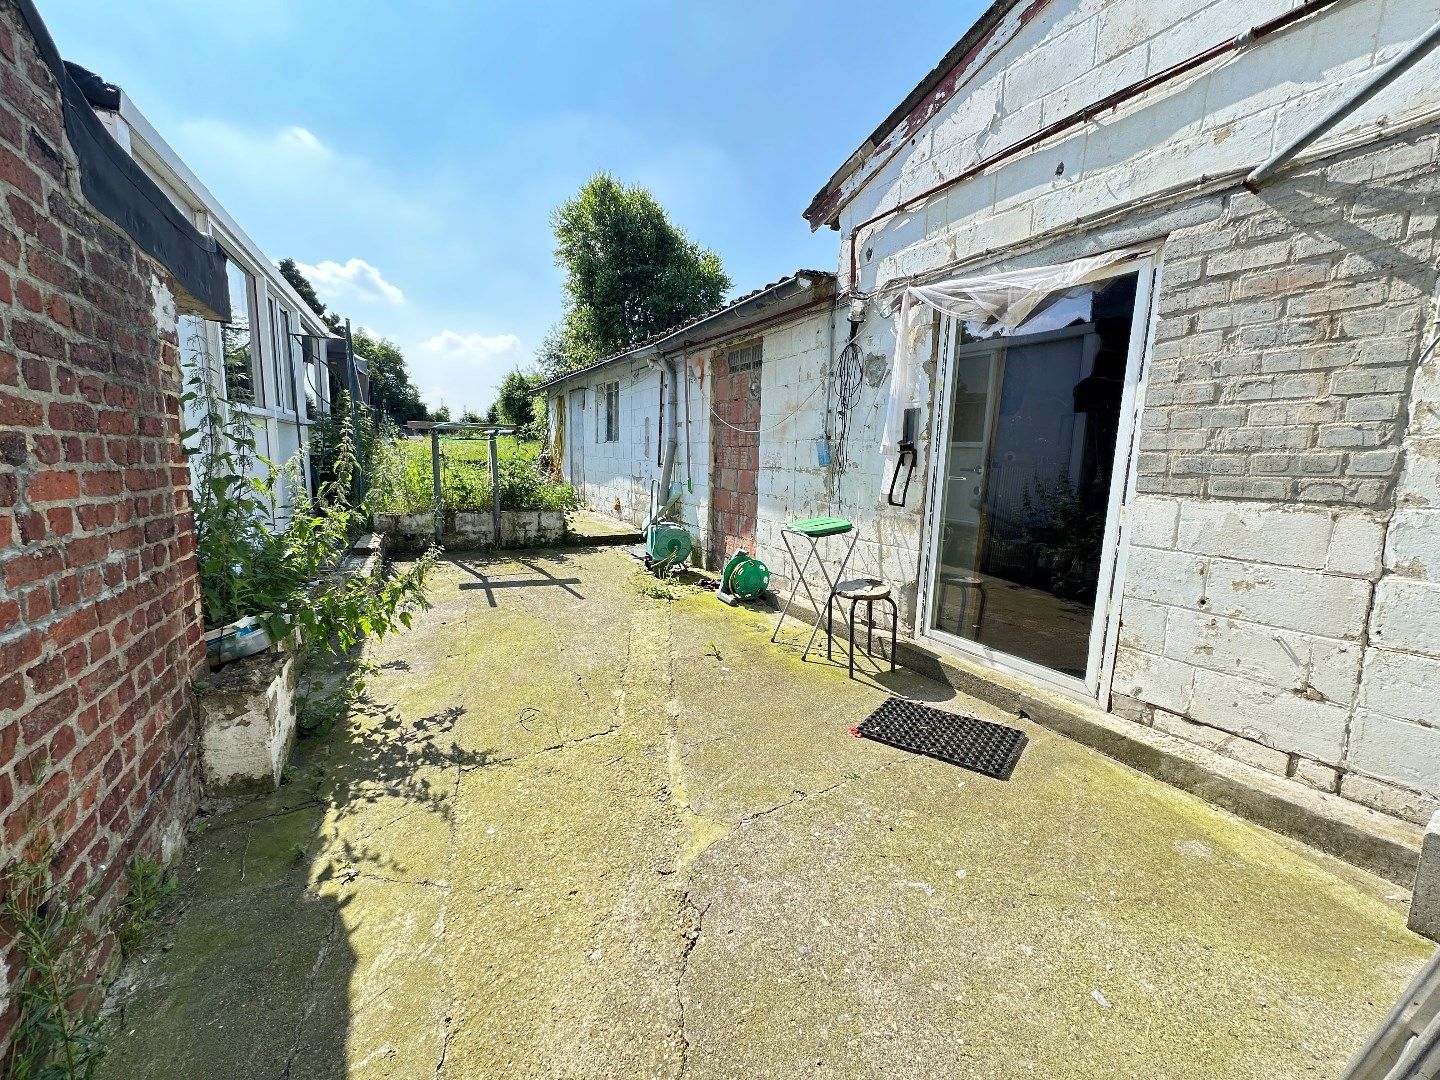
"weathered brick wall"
1113,123,1440,823
0,0,204,1044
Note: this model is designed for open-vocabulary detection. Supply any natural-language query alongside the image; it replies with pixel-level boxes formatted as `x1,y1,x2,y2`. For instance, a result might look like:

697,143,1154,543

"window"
221,258,260,404
726,342,762,373
600,380,620,442
267,298,299,414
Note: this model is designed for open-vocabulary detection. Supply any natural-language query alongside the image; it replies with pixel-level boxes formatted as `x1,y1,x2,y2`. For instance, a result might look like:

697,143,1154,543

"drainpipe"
1245,17,1440,191
647,353,681,530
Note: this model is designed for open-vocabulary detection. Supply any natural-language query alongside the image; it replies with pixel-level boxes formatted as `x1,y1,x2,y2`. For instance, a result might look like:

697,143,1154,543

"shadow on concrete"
99,647,498,1079
452,554,586,606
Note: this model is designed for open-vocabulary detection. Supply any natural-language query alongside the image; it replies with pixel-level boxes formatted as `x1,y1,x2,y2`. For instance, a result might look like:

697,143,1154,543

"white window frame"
600,380,620,443
915,251,1159,705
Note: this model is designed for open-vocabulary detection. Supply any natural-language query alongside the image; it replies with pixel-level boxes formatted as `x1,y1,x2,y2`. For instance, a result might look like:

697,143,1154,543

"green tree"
278,258,343,335
552,174,730,369
353,329,428,425
493,369,538,428
429,405,452,423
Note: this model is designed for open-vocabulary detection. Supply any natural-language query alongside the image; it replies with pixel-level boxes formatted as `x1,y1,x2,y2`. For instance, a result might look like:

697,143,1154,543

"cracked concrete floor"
101,547,1432,1079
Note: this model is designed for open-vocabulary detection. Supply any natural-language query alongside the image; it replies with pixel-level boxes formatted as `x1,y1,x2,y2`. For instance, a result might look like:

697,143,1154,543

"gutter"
532,272,833,395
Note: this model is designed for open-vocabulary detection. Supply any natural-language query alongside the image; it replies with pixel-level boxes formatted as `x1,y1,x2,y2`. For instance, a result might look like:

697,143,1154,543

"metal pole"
1246,17,1440,190
488,433,501,546
431,429,442,547
344,319,364,504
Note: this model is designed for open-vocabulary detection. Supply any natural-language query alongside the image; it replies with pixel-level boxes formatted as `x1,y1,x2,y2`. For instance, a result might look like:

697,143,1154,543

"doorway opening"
922,268,1149,694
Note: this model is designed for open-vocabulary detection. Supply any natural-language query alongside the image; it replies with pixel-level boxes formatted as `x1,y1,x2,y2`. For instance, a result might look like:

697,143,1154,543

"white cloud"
412,330,525,415
298,257,405,306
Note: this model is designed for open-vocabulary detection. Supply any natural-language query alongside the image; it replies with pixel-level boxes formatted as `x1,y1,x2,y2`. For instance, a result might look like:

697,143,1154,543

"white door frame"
915,251,1159,704
567,389,587,489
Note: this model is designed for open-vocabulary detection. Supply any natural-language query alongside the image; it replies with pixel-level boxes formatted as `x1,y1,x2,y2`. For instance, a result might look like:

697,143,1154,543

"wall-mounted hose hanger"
887,407,920,507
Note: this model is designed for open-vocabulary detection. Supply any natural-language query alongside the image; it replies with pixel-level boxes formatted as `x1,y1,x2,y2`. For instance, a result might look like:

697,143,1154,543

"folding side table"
771,516,858,661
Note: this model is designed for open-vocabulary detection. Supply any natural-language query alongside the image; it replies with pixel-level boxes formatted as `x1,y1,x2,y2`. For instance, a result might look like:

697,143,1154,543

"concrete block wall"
554,355,716,563
839,0,1440,297
1112,125,1440,822
0,1,205,1048
750,308,929,621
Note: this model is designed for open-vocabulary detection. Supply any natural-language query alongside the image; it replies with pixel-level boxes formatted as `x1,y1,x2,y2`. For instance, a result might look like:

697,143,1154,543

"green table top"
787,516,853,537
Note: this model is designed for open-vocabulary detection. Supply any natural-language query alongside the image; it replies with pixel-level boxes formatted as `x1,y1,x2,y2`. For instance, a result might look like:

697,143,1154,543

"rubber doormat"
854,697,1027,780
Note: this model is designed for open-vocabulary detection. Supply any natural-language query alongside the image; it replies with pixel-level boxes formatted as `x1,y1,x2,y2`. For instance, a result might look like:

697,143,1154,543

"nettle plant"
184,334,436,660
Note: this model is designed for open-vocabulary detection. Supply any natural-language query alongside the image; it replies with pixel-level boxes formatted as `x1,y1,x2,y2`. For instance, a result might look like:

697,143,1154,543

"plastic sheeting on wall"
879,248,1145,457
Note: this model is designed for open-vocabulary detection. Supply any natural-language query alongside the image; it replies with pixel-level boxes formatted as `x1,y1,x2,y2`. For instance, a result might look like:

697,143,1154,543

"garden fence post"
488,434,501,546
431,429,443,546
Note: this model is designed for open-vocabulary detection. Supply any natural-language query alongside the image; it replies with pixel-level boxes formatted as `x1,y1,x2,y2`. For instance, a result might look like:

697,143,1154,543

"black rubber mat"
855,697,1027,780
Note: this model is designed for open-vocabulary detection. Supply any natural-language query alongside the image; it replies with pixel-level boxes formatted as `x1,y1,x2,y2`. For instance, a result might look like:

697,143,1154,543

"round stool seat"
834,577,891,601
939,570,983,586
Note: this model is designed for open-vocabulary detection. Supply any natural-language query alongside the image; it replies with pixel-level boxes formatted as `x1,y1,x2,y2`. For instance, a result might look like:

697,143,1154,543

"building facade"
84,77,335,524
551,0,1440,825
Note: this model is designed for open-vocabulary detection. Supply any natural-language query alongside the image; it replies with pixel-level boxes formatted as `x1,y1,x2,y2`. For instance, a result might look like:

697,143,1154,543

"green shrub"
370,436,578,514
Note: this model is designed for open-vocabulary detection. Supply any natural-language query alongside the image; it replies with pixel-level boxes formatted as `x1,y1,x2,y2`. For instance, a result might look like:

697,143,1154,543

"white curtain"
880,249,1144,456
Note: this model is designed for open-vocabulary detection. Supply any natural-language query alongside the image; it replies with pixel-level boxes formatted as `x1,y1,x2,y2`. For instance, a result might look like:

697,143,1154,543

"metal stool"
828,577,897,679
937,570,986,639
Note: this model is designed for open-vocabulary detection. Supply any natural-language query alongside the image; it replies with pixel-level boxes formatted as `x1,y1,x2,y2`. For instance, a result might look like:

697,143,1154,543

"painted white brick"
1349,709,1440,796
1293,758,1341,794
1175,500,1332,568
1203,558,1371,639
1127,495,1179,548
1386,509,1440,581
1340,772,1440,827
1371,577,1440,660
1326,512,1386,578
1117,596,1168,652
1124,545,1207,607
1162,608,1361,705
1186,667,1349,764
1112,647,1195,716
1359,648,1440,728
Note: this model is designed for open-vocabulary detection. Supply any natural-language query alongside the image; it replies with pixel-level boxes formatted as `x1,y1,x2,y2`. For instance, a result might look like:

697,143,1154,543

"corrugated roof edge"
532,269,836,394
802,0,1031,230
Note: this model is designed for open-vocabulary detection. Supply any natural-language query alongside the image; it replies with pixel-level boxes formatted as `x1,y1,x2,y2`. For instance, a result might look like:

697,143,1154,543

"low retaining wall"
374,510,567,551
197,645,298,795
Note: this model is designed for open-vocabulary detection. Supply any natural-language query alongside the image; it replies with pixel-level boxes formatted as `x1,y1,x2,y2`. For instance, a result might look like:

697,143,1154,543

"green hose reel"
645,521,693,574
717,551,770,606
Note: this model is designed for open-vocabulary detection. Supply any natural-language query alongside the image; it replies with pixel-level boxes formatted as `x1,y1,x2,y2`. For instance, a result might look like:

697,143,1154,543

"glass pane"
221,260,257,404
932,273,1138,681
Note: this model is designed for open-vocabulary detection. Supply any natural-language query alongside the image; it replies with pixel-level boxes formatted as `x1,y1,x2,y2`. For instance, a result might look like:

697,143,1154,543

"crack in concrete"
433,761,463,1079
457,726,622,775
200,800,324,835
733,758,909,829
673,890,709,1080
280,902,340,1080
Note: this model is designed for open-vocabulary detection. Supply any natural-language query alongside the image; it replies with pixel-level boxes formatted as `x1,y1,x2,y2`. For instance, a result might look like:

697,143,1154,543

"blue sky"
43,1,985,413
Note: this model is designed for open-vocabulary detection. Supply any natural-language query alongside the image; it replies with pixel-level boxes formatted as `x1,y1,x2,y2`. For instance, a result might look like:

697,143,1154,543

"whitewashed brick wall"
840,0,1440,297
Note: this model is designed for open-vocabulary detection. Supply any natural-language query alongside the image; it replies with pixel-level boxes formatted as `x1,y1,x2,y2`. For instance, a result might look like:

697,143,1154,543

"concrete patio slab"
100,547,1432,1079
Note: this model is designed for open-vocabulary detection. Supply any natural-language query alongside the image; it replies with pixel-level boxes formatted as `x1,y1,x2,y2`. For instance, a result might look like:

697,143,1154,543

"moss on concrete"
101,548,1432,1080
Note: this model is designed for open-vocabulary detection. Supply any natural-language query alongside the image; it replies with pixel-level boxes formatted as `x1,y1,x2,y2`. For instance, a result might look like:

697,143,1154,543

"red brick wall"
0,0,204,1044
708,346,762,567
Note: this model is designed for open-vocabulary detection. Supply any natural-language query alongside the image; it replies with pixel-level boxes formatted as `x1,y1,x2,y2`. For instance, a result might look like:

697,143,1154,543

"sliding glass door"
923,269,1149,694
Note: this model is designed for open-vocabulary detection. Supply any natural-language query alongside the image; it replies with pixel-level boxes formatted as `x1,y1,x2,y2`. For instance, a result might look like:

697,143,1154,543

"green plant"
638,580,681,601
0,851,109,1079
114,857,177,958
369,435,579,516
187,339,436,653
1018,472,1107,603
